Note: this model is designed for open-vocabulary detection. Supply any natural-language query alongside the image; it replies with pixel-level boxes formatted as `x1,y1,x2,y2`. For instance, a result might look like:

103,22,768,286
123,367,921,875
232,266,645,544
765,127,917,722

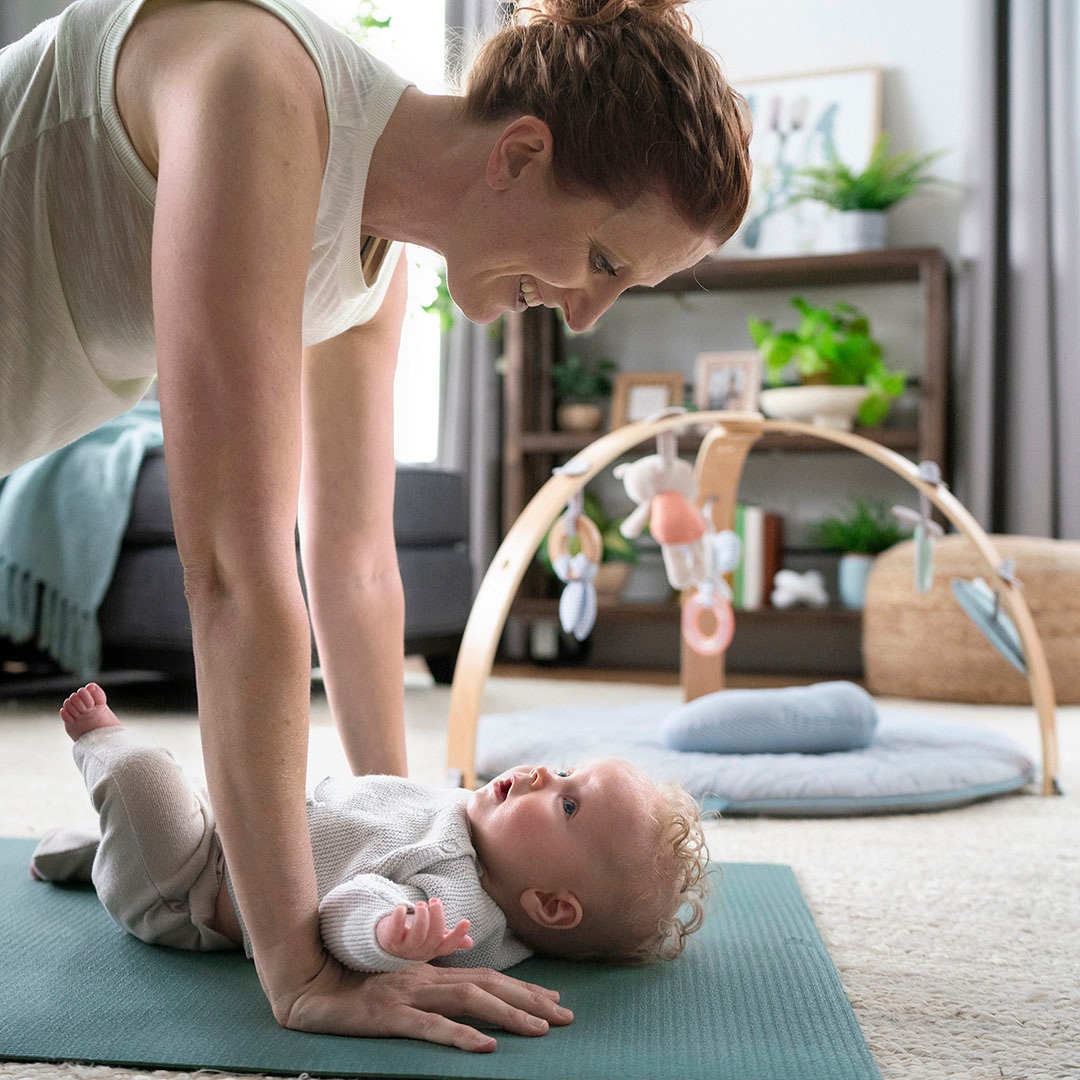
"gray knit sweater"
229,775,531,973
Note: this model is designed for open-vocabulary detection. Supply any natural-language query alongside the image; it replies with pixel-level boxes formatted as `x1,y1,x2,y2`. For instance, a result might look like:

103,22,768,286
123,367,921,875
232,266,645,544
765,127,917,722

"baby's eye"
562,798,577,817
555,769,570,777
590,251,617,277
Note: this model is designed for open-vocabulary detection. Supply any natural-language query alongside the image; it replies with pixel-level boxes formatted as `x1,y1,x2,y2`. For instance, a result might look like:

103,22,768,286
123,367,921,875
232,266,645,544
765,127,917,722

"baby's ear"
519,888,583,930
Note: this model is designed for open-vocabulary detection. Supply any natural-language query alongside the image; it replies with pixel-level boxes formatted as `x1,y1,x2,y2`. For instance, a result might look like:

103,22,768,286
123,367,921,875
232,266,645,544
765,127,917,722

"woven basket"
863,534,1080,704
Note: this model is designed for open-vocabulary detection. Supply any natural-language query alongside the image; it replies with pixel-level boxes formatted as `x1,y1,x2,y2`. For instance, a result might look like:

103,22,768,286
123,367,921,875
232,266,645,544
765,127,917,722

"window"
305,0,447,463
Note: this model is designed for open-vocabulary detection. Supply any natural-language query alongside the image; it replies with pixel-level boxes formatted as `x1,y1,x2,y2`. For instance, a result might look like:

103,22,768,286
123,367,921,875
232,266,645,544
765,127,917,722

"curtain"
439,0,508,585
959,0,1080,538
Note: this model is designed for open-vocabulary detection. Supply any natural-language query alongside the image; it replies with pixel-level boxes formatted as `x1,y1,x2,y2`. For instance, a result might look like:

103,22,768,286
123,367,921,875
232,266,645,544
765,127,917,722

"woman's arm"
149,15,327,1018
299,262,409,777
140,4,569,1047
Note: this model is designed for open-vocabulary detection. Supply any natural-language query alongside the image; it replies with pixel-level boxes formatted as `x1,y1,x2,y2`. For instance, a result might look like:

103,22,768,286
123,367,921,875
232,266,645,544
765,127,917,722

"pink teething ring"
682,591,735,656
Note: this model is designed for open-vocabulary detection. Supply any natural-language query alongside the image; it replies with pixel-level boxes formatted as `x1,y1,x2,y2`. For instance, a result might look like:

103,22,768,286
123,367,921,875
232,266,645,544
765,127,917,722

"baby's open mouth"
494,776,513,803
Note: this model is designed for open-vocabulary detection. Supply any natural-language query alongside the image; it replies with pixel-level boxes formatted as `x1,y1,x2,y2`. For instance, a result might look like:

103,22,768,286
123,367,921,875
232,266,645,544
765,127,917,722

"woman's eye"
590,251,617,277
562,798,577,816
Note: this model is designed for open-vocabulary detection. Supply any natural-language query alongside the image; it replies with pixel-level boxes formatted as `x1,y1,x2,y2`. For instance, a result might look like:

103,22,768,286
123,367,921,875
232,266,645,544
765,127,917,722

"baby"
32,684,709,971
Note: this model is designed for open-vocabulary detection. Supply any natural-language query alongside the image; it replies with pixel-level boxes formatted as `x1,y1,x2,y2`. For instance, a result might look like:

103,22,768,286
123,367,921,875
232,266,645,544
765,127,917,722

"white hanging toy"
614,426,707,589
548,488,602,642
892,460,946,593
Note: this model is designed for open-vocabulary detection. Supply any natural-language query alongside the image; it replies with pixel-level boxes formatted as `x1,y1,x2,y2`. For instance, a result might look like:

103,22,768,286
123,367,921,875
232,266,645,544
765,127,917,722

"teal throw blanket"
0,401,165,677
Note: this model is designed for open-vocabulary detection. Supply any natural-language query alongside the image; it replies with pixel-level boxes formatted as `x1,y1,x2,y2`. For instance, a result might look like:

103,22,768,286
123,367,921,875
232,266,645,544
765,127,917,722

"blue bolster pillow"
661,681,879,755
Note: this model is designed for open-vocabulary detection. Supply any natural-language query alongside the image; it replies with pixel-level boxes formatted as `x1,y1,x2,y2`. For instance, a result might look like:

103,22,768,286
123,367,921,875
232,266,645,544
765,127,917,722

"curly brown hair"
462,0,752,246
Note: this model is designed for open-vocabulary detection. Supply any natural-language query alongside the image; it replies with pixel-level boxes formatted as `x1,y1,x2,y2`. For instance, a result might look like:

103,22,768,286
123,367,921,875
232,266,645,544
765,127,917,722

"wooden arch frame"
446,412,1061,796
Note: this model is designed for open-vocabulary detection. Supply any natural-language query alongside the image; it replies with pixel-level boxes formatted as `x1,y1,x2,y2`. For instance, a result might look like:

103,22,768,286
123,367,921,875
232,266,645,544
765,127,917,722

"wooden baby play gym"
445,410,1061,799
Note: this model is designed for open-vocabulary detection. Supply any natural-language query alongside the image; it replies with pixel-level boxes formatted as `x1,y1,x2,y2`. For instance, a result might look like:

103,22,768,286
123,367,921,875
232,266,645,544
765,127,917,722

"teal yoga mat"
0,837,880,1079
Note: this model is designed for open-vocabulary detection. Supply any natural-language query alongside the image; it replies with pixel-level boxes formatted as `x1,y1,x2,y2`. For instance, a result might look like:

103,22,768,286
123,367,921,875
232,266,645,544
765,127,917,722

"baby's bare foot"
59,683,123,741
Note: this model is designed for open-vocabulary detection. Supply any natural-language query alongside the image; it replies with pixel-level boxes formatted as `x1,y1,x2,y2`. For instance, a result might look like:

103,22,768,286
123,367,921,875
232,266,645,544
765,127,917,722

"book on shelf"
730,504,785,611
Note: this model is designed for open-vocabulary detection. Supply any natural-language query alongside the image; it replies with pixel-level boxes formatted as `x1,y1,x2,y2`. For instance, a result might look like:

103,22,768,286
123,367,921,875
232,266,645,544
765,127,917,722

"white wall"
694,0,979,260
572,1,988,550
1,0,70,47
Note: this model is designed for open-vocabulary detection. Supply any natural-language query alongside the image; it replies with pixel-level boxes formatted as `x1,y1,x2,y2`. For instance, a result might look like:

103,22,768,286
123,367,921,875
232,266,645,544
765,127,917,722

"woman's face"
444,182,715,331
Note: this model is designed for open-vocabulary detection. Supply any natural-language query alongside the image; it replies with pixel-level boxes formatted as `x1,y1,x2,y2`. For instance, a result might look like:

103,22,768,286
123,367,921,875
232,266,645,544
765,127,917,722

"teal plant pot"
838,553,875,609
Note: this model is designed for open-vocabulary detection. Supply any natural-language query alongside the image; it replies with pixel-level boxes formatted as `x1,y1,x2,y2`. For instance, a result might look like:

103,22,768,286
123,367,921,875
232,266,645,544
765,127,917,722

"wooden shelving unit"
499,247,951,671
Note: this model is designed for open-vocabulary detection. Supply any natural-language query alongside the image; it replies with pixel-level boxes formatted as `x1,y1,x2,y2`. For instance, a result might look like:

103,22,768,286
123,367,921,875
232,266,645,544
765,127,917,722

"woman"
1,0,750,1049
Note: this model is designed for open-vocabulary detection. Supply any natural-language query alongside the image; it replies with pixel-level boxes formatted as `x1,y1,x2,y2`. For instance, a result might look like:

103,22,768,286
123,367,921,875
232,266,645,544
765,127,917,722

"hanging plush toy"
548,492,602,642
614,430,707,589
892,460,946,593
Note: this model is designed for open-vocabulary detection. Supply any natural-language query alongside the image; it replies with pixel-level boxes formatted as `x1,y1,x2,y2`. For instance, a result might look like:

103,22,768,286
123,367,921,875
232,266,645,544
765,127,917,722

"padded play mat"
476,693,1037,816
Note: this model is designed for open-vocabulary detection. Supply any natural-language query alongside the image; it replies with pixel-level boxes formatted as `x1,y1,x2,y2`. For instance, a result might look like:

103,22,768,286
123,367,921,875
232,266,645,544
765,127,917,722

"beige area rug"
1,670,1077,1080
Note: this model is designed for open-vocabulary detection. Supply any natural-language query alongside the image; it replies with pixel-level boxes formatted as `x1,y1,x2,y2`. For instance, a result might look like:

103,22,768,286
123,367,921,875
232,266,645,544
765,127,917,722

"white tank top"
0,0,410,474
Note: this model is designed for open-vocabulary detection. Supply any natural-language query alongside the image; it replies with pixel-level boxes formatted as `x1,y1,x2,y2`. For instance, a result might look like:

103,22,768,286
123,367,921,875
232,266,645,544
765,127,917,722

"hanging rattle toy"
892,460,946,593
548,487,602,642
681,504,741,656
950,557,1028,675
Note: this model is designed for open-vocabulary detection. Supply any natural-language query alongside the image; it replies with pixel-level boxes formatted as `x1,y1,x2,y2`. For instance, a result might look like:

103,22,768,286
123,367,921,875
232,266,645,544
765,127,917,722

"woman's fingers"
406,969,574,1035
277,957,572,1051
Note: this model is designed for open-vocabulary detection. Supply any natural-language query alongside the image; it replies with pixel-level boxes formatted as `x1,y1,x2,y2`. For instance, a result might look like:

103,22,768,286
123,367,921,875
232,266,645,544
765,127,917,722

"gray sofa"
90,448,473,683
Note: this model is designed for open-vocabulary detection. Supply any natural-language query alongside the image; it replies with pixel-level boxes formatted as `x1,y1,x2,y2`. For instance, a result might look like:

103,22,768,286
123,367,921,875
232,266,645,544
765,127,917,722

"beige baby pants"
62,727,235,951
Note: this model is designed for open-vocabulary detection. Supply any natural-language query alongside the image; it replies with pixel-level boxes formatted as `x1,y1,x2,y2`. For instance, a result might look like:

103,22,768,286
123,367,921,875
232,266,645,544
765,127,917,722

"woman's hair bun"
516,0,693,32
467,0,752,245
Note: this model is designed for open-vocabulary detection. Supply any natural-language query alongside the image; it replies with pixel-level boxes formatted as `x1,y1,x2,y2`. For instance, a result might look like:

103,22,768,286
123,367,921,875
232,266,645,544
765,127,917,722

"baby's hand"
376,898,474,962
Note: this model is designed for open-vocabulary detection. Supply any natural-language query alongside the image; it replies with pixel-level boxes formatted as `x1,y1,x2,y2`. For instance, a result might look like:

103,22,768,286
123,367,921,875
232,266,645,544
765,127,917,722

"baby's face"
465,758,655,902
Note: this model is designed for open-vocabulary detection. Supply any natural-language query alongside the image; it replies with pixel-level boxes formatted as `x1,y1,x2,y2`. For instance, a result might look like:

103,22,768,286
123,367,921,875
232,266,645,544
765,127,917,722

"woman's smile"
519,275,544,308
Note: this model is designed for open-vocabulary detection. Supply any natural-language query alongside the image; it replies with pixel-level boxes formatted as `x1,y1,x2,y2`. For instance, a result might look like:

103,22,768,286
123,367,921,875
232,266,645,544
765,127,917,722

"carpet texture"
1,671,1078,1079
0,838,878,1080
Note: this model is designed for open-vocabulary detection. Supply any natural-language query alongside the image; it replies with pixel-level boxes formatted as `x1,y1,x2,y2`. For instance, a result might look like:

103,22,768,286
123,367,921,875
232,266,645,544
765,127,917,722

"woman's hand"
376,899,474,962
273,951,574,1053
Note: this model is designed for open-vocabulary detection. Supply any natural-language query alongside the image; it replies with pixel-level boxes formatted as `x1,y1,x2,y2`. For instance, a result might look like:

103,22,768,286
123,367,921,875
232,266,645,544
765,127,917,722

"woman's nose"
562,283,624,332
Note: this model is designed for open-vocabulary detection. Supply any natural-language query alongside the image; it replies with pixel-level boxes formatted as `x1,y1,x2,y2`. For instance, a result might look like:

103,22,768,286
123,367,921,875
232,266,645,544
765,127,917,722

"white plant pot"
838,210,887,251
758,385,870,430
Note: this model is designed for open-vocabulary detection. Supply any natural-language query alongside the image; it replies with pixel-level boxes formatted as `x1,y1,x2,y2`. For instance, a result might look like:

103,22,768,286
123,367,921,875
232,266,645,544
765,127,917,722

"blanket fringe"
0,559,101,677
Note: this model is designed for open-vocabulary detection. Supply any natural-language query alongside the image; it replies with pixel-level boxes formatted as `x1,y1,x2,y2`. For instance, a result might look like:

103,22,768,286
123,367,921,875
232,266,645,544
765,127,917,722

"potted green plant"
551,353,618,433
809,496,911,609
748,296,906,427
538,490,639,597
789,133,946,250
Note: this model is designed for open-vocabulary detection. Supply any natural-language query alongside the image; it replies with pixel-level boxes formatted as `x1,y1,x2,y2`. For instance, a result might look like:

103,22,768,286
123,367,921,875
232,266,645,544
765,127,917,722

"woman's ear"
485,116,554,190
519,888,583,930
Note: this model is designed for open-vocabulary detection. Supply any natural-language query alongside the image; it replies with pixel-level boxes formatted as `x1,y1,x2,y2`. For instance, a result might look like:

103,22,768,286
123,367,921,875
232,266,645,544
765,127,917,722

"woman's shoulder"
122,0,327,101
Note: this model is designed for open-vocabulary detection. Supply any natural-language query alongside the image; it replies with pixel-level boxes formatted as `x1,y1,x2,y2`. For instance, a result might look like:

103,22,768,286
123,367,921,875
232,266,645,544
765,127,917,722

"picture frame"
610,372,686,428
694,351,762,413
727,67,883,257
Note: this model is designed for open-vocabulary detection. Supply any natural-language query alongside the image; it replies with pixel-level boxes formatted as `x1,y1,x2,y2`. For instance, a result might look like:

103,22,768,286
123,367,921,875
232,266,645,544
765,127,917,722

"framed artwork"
610,372,686,428
727,67,882,257
694,351,762,413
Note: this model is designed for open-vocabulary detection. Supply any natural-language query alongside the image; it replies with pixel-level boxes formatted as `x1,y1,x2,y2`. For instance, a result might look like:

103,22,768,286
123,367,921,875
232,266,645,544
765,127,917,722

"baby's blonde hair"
614,779,711,965
517,766,711,965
